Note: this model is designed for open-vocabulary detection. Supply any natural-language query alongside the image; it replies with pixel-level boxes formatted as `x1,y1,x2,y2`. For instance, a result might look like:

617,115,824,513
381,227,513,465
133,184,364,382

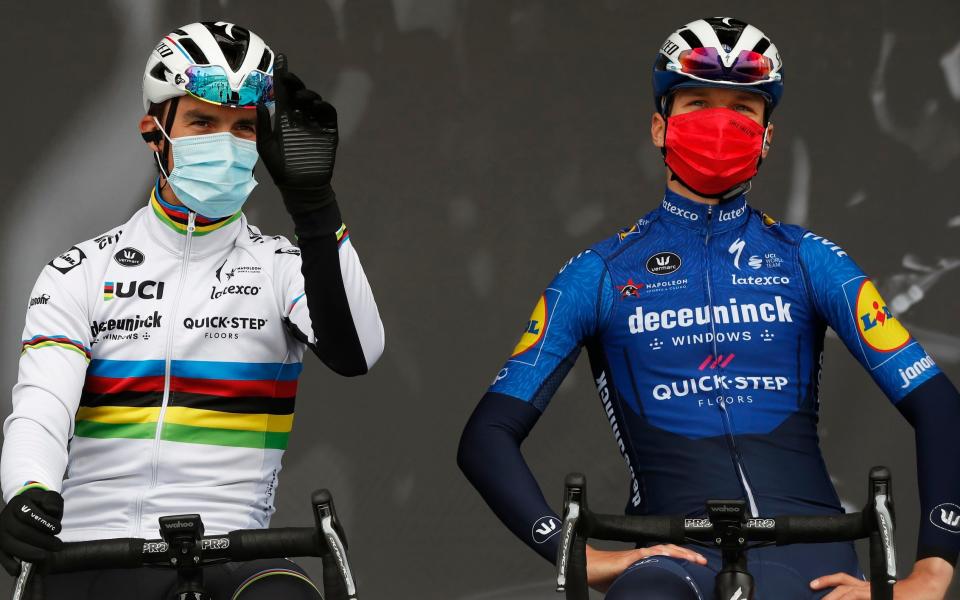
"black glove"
257,54,341,235
0,488,64,575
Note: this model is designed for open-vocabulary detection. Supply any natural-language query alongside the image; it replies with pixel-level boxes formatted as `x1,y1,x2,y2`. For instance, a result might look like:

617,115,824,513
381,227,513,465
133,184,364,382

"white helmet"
142,21,275,112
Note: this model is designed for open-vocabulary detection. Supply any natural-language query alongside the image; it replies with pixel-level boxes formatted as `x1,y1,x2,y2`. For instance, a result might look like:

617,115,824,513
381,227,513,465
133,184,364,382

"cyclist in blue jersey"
458,17,960,599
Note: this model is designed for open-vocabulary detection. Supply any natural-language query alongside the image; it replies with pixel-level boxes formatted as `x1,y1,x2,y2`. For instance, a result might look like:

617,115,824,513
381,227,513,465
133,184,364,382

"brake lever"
313,490,356,598
557,474,586,592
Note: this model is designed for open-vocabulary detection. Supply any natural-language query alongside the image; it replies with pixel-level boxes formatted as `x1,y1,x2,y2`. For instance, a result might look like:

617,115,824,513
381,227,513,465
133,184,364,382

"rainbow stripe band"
150,182,241,236
77,359,302,450
21,335,92,363
231,569,320,599
336,223,350,248
16,481,49,495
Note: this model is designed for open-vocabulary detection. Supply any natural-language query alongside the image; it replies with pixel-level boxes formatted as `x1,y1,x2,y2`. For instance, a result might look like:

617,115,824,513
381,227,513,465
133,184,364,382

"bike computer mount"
158,514,208,600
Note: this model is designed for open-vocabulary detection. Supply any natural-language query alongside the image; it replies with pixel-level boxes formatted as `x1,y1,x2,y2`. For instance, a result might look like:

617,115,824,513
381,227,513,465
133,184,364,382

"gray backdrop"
2,0,960,598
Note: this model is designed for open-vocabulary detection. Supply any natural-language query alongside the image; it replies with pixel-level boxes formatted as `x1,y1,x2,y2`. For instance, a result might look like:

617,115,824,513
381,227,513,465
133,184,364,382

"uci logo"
854,280,909,352
103,281,165,301
931,503,960,534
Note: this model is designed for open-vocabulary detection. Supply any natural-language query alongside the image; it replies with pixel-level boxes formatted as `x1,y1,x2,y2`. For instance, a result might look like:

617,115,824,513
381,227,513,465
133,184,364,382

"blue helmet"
653,17,784,116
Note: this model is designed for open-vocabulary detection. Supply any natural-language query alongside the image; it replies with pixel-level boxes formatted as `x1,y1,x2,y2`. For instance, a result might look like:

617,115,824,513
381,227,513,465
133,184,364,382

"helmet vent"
178,38,210,65
752,38,771,55
202,22,251,72
256,48,273,72
678,29,702,49
149,63,170,82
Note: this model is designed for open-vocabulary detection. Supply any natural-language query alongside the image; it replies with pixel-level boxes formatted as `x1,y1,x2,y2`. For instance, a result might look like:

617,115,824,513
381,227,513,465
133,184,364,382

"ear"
761,122,774,160
139,114,162,152
651,112,666,149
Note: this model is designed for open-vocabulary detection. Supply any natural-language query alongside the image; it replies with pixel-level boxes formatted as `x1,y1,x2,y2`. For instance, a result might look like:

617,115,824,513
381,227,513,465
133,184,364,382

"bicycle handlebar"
14,489,356,600
556,467,897,600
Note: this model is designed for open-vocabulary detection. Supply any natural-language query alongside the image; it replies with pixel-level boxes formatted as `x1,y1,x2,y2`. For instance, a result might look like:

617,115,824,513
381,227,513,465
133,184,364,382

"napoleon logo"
646,252,682,276
616,278,644,298
114,247,145,267
49,247,86,274
531,516,561,544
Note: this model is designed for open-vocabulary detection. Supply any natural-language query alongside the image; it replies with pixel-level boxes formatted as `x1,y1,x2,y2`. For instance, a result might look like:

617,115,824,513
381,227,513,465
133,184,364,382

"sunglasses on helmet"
181,65,274,108
668,47,780,85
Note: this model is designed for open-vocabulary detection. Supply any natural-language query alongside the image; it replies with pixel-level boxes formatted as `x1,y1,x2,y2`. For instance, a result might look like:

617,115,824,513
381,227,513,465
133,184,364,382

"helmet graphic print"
652,17,783,116
142,21,275,111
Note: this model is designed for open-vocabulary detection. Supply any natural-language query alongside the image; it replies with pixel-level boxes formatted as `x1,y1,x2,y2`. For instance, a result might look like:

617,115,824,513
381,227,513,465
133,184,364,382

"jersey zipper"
703,205,760,517
133,212,196,536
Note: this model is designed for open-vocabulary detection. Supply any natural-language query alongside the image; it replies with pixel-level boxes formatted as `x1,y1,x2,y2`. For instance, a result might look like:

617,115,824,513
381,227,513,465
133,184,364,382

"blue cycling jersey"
460,187,960,569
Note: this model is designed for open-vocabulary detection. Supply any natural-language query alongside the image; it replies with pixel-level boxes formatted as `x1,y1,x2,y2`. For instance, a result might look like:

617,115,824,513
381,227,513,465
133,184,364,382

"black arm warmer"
457,392,562,563
287,188,368,376
896,372,960,565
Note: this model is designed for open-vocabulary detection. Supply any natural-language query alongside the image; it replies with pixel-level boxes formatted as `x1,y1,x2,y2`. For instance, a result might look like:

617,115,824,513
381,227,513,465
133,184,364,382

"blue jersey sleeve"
458,250,613,564
800,232,960,565
799,232,941,400
489,250,614,410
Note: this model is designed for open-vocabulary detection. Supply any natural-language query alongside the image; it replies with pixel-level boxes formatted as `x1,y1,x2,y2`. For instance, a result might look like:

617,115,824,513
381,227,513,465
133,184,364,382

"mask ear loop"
153,97,180,186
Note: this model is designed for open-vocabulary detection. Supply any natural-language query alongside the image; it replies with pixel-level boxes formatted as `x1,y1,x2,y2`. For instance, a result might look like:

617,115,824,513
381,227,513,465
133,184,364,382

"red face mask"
663,108,766,198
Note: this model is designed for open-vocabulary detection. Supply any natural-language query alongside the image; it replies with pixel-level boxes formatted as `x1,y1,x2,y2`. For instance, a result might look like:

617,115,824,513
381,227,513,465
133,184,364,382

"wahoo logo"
728,238,746,269
531,516,561,544
932,504,960,533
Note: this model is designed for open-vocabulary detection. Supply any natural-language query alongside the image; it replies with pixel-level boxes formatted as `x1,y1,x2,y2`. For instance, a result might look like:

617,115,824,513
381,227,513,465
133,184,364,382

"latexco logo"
662,198,698,221
210,285,261,299
730,274,790,286
531,516,561,544
931,503,960,533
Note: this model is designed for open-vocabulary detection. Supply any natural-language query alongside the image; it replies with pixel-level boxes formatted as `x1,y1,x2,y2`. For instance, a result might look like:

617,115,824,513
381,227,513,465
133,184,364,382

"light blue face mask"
154,118,259,219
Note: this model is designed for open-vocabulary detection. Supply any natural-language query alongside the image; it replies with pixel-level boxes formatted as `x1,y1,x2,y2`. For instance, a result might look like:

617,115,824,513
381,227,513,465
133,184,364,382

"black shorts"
34,558,322,600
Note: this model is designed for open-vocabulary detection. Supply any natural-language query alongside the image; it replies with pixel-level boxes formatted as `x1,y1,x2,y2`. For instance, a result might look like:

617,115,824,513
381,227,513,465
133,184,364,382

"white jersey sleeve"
276,224,384,375
2,247,93,501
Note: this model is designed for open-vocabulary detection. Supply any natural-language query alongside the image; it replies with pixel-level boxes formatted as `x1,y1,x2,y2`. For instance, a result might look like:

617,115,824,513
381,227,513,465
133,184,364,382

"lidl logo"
853,280,909,353
510,288,562,366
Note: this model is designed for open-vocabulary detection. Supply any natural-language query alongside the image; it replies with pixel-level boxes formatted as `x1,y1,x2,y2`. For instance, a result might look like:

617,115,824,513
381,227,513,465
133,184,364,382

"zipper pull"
187,212,196,234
